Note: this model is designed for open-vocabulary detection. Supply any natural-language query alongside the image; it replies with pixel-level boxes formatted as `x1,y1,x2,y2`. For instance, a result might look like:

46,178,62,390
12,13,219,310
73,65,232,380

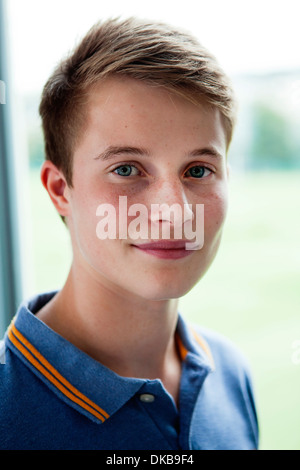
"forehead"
79,77,227,155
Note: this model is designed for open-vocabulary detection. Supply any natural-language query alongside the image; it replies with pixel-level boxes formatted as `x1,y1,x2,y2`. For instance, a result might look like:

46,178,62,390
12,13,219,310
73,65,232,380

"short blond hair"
39,17,237,186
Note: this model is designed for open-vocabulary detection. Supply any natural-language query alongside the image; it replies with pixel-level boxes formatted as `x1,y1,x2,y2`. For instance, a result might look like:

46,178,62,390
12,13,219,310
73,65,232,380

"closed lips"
132,241,188,250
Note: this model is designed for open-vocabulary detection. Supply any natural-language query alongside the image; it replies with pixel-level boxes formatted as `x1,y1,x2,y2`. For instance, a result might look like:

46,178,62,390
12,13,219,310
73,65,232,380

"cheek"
70,178,119,225
203,186,229,238
70,182,141,252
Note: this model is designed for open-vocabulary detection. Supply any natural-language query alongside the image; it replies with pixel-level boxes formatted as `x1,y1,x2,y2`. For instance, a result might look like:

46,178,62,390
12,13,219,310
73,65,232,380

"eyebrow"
188,147,223,159
94,146,150,161
94,145,223,161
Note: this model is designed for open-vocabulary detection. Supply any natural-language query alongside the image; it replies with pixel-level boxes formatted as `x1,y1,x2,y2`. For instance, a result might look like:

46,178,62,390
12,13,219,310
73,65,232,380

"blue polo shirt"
0,292,258,450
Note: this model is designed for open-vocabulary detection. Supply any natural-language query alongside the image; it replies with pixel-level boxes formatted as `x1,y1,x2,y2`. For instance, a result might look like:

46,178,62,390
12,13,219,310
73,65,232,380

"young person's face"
64,77,229,300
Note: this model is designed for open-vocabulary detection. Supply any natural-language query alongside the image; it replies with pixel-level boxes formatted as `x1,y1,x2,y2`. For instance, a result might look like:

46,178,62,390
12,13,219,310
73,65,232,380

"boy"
0,17,259,450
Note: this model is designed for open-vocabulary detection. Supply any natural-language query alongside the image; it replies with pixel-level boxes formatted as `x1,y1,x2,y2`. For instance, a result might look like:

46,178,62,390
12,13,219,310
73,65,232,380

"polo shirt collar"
5,291,214,425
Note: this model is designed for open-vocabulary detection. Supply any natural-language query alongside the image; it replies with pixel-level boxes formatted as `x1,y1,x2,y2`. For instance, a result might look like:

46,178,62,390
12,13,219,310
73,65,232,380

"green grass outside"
28,168,300,450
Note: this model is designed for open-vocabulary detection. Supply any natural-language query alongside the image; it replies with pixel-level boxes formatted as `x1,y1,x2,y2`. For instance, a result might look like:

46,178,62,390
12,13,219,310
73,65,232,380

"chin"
135,274,201,302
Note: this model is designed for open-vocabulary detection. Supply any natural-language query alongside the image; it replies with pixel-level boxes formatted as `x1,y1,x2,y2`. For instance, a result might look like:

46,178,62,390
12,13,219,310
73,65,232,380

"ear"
40,160,70,217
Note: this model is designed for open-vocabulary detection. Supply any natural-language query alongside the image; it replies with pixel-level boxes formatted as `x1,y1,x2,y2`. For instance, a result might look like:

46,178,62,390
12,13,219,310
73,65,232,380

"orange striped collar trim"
176,329,215,370
192,330,215,370
7,321,109,424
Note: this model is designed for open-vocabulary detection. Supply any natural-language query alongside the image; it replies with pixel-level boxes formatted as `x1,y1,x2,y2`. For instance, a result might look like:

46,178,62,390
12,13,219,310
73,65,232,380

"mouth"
131,240,195,260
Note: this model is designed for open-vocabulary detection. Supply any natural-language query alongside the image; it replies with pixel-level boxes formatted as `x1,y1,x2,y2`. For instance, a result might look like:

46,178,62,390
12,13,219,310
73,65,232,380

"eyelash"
111,163,213,179
112,164,141,177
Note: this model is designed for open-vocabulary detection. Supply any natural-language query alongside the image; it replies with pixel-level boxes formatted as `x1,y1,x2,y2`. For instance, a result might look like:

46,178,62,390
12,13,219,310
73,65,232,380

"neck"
37,260,181,383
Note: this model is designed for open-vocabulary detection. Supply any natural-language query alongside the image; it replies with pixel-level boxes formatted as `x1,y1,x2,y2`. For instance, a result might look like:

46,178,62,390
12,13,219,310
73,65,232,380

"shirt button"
139,393,155,403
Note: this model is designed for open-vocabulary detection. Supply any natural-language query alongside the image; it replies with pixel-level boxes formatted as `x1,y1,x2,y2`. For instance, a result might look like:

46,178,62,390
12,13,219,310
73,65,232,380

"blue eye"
186,166,210,178
114,165,138,177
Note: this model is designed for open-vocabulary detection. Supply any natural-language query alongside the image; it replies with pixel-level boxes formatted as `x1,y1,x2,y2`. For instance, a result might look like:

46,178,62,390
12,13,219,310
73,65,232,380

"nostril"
150,202,183,224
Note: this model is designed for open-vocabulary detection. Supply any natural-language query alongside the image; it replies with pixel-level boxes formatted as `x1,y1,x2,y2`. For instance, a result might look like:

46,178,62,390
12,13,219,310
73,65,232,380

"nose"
149,177,194,234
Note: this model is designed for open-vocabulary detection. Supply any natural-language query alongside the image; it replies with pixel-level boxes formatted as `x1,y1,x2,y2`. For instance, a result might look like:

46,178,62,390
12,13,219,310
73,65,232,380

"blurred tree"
249,101,299,169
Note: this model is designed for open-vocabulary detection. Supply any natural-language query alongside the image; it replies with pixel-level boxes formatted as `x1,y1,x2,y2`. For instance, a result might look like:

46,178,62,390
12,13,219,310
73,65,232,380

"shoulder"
191,323,258,415
194,324,258,409
187,324,259,449
193,324,252,375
